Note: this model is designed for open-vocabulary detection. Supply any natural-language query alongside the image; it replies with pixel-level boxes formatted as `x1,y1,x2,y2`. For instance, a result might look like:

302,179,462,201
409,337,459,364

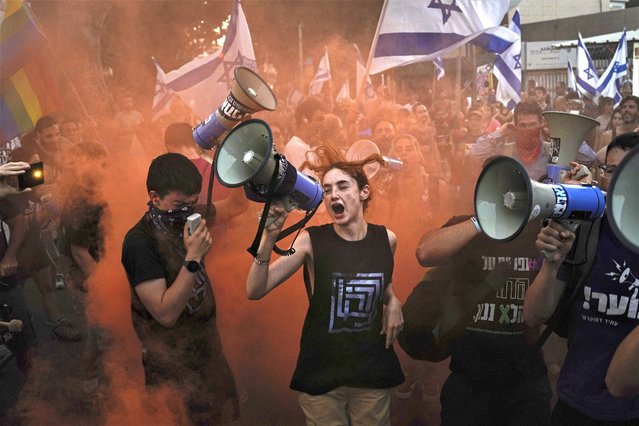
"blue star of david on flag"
583,66,595,81
513,53,521,70
597,29,627,104
428,0,462,25
217,51,250,86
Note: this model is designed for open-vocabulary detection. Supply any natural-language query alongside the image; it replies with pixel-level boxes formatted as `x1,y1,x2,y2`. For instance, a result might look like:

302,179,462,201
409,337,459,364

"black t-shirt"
121,214,239,424
444,215,547,387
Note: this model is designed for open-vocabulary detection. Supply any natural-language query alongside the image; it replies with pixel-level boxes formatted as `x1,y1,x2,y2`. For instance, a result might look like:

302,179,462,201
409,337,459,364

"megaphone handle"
272,205,320,256
247,159,282,258
205,146,220,219
541,220,579,261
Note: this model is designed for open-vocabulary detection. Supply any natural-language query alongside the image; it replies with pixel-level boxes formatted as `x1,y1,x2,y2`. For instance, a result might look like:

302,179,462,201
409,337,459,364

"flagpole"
298,23,304,92
357,0,389,104
456,47,462,109
45,41,93,121
471,45,477,106
432,64,437,107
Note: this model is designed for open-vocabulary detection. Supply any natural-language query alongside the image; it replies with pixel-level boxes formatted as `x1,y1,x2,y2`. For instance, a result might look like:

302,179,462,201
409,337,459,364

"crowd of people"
0,74,638,425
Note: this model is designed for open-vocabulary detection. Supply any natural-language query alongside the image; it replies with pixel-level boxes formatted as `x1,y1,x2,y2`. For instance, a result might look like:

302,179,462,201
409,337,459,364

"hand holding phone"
186,213,202,235
18,161,44,190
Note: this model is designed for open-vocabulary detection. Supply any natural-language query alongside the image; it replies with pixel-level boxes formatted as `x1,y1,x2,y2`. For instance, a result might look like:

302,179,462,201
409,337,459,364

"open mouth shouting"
331,203,345,215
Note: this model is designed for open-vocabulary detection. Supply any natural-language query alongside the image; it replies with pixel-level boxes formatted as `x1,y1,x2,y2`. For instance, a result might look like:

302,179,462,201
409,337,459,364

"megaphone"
215,119,323,212
607,145,639,253
542,111,599,183
193,67,277,150
345,139,403,179
474,156,605,242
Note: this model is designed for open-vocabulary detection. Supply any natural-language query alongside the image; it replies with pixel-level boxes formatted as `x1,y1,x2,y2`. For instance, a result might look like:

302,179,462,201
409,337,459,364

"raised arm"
246,203,312,300
210,187,249,225
416,218,481,267
523,220,575,328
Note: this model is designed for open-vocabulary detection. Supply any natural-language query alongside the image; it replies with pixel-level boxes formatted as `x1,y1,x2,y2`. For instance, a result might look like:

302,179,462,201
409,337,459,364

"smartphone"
18,161,44,190
186,213,202,235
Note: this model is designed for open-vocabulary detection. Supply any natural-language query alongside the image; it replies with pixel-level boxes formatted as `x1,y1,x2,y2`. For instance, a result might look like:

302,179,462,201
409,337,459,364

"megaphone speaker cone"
474,156,606,242
542,111,599,166
193,67,277,150
215,119,275,187
234,67,278,112
474,156,533,241
607,145,639,253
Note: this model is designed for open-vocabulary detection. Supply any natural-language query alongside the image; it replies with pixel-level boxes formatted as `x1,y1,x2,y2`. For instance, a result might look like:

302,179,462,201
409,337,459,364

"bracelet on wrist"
470,216,482,234
253,256,270,265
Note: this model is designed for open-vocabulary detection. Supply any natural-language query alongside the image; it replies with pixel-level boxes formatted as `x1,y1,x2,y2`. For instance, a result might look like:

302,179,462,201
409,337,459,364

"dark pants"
552,399,639,426
440,371,552,426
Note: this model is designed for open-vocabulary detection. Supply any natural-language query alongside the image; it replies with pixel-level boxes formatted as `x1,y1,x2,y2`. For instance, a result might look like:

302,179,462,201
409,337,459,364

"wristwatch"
183,260,200,273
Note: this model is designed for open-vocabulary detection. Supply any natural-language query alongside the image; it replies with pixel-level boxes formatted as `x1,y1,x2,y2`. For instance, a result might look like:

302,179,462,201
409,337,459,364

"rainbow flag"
1,0,47,79
0,0,62,141
1,55,63,141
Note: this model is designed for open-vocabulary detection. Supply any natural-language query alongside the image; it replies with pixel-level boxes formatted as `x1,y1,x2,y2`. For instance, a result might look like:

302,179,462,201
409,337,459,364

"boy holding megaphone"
525,133,639,424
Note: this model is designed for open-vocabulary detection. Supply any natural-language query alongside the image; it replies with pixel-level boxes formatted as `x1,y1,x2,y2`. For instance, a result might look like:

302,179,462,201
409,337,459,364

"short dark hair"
619,95,639,110
534,86,547,95
34,116,58,135
146,153,202,197
606,132,639,160
513,100,542,125
164,122,193,151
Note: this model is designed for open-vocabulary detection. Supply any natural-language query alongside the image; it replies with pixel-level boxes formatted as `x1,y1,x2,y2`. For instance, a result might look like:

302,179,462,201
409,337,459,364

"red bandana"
515,127,542,164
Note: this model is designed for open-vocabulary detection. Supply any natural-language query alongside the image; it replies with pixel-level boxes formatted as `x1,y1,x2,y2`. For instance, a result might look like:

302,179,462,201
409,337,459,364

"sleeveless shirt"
290,223,405,395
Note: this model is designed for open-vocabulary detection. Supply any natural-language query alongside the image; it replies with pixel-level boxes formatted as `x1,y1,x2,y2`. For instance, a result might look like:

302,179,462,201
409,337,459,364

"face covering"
515,127,542,164
147,201,195,234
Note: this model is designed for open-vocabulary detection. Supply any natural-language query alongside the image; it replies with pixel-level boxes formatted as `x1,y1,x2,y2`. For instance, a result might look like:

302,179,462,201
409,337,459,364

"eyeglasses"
598,164,617,177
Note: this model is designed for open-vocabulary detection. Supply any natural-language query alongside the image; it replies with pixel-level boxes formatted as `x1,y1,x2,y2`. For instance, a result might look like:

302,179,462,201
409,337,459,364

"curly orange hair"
301,143,385,211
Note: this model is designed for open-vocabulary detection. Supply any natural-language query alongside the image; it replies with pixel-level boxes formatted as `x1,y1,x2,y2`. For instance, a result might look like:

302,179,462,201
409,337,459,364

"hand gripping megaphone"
474,156,605,242
215,119,323,213
215,119,323,257
192,67,277,150
345,139,403,178
542,111,599,183
607,145,639,253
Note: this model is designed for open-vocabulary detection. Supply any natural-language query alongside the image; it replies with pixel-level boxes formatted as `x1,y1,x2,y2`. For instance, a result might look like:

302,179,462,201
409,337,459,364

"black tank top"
290,223,405,395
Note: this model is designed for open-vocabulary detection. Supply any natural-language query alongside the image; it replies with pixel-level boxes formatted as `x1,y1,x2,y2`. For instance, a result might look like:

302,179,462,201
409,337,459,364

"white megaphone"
193,67,277,150
607,145,639,253
215,119,323,213
345,139,403,179
474,156,606,242
542,111,599,183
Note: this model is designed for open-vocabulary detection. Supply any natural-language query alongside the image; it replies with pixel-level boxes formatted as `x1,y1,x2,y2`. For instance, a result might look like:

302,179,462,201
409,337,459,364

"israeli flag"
151,0,256,120
434,57,445,80
336,80,351,102
567,60,579,95
369,0,517,75
576,33,599,100
597,29,628,105
493,9,521,111
355,44,376,99
309,48,331,96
